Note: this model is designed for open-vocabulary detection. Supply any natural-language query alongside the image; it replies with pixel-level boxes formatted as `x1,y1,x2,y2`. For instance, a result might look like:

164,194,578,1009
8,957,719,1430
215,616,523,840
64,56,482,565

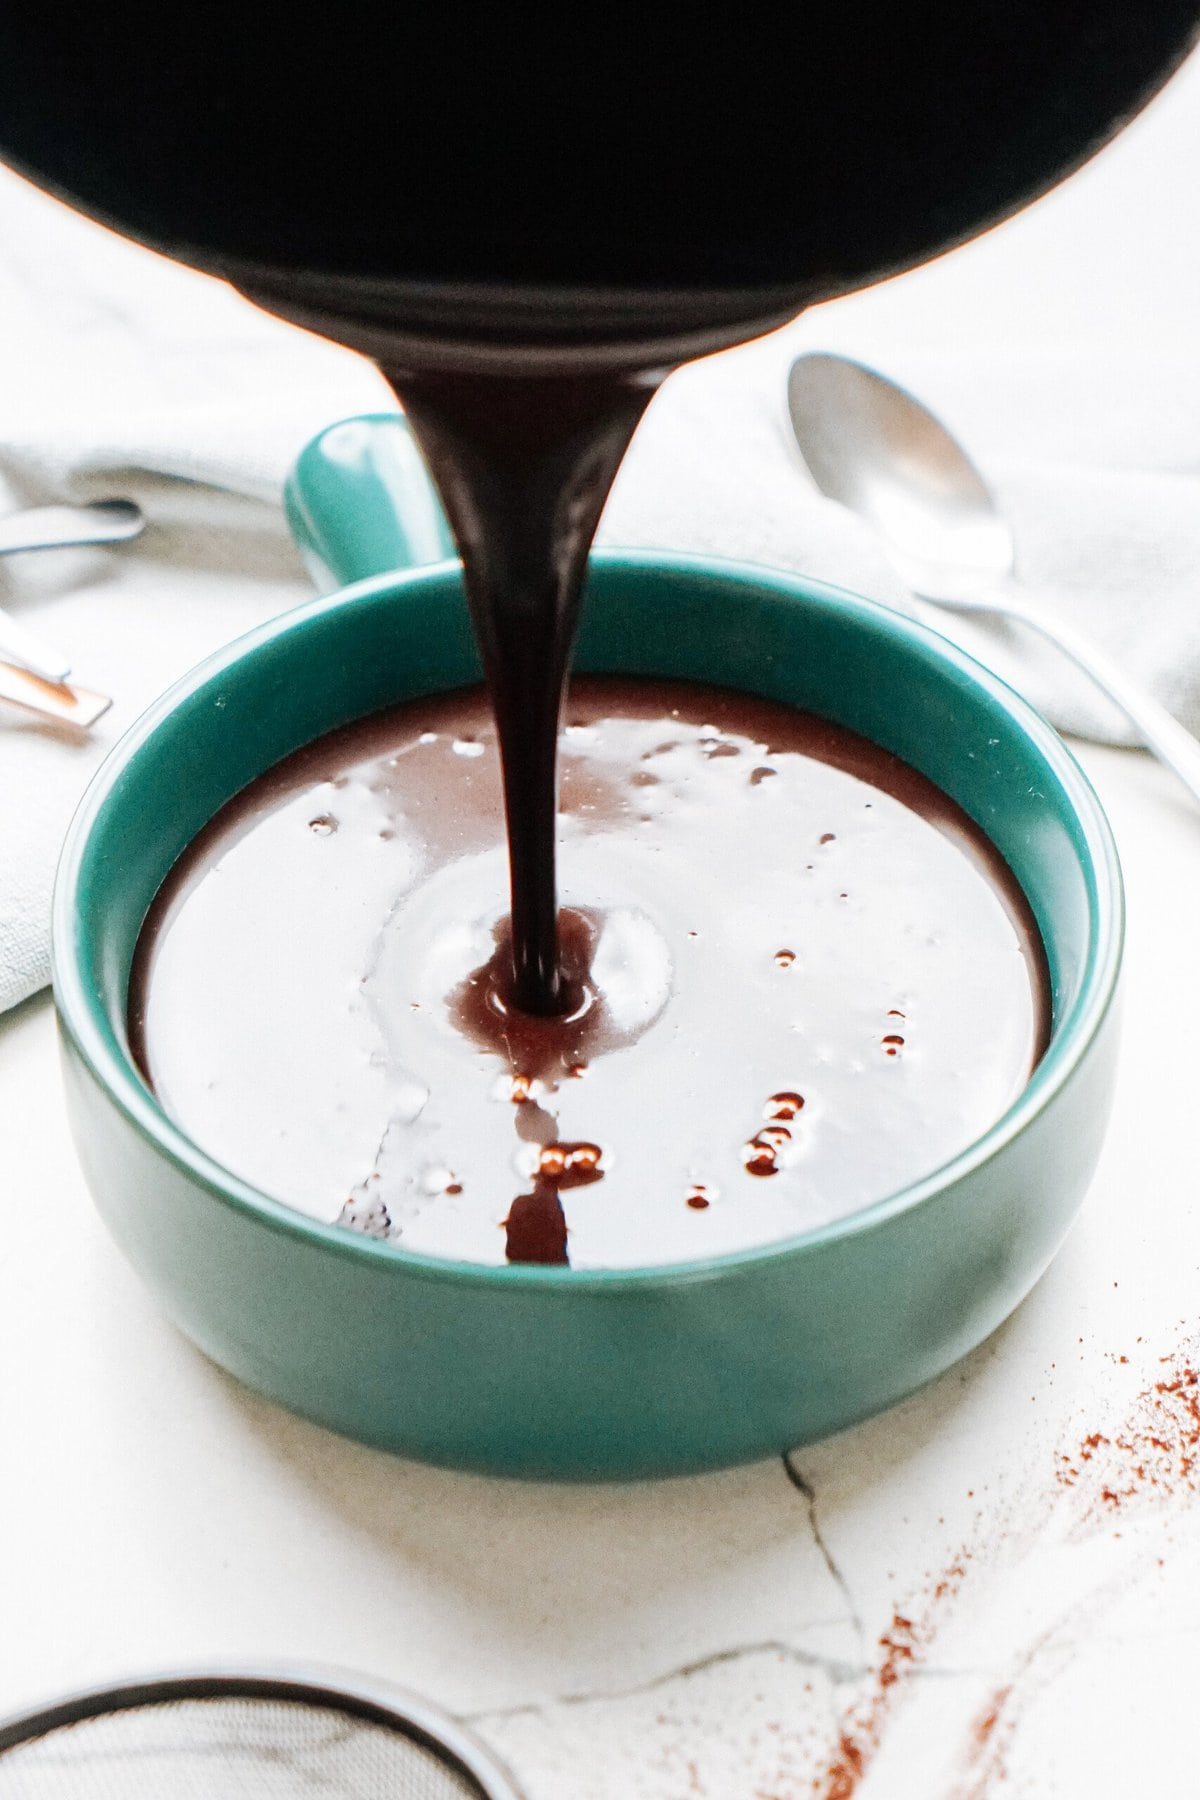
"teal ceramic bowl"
52,415,1122,1481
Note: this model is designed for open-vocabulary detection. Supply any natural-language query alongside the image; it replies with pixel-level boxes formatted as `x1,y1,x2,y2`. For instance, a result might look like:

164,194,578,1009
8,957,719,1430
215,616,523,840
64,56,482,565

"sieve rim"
0,1665,525,1799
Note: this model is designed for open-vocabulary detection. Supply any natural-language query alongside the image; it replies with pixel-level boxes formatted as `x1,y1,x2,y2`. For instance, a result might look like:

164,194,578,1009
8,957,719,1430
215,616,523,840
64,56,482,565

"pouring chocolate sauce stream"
392,368,658,1013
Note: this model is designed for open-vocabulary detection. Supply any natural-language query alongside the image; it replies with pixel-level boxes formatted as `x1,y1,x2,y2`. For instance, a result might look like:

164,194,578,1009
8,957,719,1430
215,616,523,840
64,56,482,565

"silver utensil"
787,351,1200,809
0,499,144,682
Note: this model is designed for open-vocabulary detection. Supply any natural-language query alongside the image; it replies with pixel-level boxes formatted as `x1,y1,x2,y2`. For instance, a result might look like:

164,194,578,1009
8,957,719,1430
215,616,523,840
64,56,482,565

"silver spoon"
0,499,144,683
787,351,1200,808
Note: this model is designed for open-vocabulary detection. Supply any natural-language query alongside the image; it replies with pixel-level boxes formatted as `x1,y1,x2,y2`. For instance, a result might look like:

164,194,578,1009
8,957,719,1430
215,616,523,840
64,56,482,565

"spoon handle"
993,590,1200,809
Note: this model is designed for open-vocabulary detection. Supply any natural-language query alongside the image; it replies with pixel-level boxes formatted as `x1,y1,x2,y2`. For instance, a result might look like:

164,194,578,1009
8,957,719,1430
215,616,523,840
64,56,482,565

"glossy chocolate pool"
130,676,1048,1269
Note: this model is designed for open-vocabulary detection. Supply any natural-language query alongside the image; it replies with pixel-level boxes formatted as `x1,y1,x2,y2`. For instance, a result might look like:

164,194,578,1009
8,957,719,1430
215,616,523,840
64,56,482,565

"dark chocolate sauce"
389,368,656,1013
503,1181,569,1266
130,680,1049,1271
451,906,606,1083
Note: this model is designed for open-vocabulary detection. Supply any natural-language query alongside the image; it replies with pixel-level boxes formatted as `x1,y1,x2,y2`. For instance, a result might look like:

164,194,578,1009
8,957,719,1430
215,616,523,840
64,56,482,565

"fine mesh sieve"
0,1672,524,1800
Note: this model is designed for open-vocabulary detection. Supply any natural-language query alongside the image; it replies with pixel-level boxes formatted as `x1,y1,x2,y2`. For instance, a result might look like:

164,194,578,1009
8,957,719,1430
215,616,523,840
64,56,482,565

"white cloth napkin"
2,46,1200,1016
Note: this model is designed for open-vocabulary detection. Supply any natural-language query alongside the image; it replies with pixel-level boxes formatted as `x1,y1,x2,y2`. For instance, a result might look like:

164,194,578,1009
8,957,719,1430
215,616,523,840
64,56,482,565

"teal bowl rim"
52,549,1124,1291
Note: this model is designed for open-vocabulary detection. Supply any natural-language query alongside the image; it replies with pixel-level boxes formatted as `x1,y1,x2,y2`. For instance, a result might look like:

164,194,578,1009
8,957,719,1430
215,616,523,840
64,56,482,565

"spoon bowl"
788,351,1200,809
787,353,1014,599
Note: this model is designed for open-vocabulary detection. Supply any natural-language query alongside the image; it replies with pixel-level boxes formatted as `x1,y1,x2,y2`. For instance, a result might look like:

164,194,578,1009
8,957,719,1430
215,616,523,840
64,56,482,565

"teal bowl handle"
283,412,457,592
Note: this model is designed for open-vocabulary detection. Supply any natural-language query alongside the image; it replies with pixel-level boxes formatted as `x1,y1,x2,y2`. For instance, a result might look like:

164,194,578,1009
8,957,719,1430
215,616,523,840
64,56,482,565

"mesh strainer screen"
0,1694,490,1800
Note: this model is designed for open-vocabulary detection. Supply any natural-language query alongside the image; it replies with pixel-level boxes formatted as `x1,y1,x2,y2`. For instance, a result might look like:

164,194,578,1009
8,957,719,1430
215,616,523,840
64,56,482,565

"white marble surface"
3,46,1200,1800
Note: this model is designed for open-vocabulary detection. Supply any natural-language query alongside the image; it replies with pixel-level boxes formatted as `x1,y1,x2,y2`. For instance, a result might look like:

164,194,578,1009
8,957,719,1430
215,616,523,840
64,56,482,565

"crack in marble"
782,1450,868,1662
454,1446,1014,1740
456,1639,973,1740
456,1637,865,1728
